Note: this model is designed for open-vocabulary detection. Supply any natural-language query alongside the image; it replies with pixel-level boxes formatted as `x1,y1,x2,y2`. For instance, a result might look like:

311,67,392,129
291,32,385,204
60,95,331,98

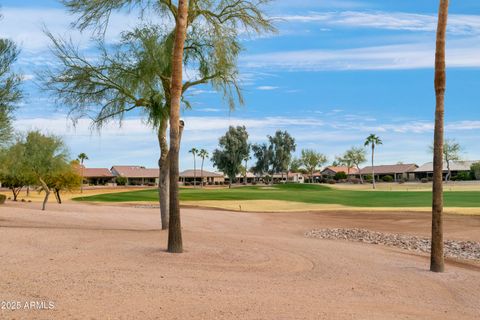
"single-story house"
180,169,225,185
111,165,159,186
236,172,257,184
414,160,479,180
360,163,418,182
81,167,116,186
321,166,359,177
271,172,305,184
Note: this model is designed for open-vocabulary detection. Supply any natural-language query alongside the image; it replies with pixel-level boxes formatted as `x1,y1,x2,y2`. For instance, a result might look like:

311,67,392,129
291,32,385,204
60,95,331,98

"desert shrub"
328,179,336,184
382,175,394,182
421,178,428,183
334,171,347,181
349,177,360,184
184,182,191,186
116,176,127,186
252,181,257,185
0,194,6,204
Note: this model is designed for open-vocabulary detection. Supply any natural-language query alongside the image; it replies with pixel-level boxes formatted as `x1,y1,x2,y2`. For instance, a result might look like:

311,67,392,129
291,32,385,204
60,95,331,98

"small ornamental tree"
22,131,69,210
0,142,34,201
45,163,82,204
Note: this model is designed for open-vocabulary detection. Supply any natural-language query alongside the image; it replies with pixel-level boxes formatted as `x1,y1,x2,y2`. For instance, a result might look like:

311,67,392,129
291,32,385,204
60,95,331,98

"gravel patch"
306,228,480,261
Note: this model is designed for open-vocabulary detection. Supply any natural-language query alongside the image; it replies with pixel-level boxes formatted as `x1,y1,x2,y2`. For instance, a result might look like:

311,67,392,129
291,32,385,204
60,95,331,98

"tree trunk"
39,178,50,211
167,0,189,254
431,0,449,273
446,160,451,182
55,189,62,204
357,165,364,184
193,155,196,188
201,158,204,188
158,120,170,230
372,145,376,189
80,160,84,193
11,187,21,201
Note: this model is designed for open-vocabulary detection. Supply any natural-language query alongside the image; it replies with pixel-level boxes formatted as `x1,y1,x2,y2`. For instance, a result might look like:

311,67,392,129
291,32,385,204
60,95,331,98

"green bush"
453,171,473,181
471,162,480,180
382,175,394,182
116,176,127,186
334,171,347,181
0,194,6,204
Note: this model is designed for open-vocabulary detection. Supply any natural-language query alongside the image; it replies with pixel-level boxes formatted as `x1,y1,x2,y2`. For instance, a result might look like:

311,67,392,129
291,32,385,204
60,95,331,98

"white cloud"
277,11,480,35
256,86,279,91
241,38,480,71
13,115,480,170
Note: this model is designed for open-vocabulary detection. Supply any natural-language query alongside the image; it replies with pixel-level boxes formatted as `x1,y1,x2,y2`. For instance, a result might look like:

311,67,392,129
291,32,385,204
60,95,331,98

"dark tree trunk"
167,0,189,254
54,189,62,204
11,187,21,201
431,0,449,273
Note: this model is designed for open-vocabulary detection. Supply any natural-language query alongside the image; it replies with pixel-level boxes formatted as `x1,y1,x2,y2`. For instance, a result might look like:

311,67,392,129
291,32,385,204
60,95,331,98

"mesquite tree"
300,149,327,183
0,12,22,147
54,0,273,252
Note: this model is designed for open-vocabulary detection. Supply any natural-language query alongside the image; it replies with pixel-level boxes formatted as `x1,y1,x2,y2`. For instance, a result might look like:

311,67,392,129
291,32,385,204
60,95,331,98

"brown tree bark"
167,0,189,253
158,119,170,230
39,178,50,211
431,0,449,273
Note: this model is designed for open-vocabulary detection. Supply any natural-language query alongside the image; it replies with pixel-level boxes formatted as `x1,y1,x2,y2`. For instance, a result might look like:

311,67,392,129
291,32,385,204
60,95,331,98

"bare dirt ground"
1,202,479,320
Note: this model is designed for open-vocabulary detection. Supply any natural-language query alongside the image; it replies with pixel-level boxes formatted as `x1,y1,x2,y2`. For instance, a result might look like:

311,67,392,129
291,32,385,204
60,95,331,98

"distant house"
81,168,116,186
271,172,305,184
321,166,358,177
360,164,418,182
179,169,225,185
414,161,478,180
236,172,257,184
111,166,159,186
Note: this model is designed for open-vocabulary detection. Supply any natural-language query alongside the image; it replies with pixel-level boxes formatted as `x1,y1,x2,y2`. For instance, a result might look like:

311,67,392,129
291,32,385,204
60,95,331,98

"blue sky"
1,0,480,170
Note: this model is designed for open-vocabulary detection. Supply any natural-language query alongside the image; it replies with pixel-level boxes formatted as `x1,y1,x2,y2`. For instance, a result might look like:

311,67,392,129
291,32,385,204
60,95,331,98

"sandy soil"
182,200,480,215
1,202,479,319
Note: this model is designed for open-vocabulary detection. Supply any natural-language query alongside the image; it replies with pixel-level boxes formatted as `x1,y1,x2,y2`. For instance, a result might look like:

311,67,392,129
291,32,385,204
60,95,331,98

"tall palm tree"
189,148,199,187
431,0,449,273
364,134,382,189
198,149,209,188
77,152,89,193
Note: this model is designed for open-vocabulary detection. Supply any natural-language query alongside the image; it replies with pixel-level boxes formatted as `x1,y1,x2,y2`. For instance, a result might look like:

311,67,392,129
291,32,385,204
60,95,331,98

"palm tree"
77,152,89,193
431,0,449,273
364,134,382,189
198,149,209,188
189,148,199,187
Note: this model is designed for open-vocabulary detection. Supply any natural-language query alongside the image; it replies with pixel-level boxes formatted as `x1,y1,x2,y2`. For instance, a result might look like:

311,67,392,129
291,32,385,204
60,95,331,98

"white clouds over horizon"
12,115,480,169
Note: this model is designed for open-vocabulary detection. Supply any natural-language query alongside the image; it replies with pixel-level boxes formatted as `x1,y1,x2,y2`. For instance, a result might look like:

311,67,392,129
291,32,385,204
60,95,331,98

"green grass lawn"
73,183,480,207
